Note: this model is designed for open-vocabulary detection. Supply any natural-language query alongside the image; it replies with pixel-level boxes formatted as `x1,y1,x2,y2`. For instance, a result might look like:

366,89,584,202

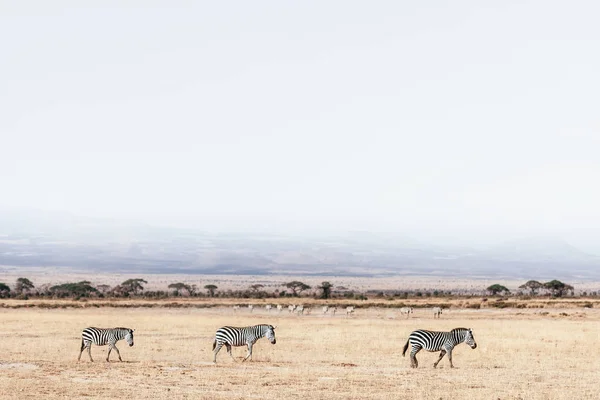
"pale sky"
1,1,599,251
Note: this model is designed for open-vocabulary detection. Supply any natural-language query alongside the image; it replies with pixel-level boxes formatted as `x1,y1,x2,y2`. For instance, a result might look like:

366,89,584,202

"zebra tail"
402,339,409,357
212,339,216,351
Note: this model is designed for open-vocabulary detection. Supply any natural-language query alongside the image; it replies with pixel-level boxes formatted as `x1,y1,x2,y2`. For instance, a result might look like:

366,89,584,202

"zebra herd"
230,304,361,317
77,305,477,368
232,304,443,319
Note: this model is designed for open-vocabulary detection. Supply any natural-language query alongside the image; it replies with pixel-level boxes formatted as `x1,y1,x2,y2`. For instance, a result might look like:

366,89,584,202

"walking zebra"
248,304,254,312
346,306,355,316
288,304,296,313
265,304,272,312
322,306,329,314
77,327,135,362
212,325,277,363
399,307,413,318
402,328,477,368
276,305,283,313
432,307,442,318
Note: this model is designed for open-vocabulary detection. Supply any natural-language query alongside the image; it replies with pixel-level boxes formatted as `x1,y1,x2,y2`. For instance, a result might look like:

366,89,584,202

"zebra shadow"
106,360,141,364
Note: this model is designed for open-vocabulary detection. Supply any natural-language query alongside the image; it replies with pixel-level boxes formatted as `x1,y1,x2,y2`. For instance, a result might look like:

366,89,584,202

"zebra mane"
451,327,469,332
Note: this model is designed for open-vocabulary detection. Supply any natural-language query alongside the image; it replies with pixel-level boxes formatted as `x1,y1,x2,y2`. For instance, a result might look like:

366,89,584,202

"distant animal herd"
233,303,443,318
78,305,477,369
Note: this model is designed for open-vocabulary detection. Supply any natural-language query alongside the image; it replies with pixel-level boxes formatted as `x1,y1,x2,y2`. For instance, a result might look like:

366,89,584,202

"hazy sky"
1,1,599,250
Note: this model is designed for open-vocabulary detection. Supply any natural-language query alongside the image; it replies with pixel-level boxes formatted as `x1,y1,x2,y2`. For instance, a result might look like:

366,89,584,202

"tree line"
0,278,337,300
486,279,576,298
0,277,591,300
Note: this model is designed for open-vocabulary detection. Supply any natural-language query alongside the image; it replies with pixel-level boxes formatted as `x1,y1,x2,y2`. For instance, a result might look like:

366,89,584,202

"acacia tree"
168,282,191,296
486,284,510,296
318,281,334,299
120,279,148,296
285,281,311,297
96,284,112,294
15,277,35,295
50,281,98,298
249,284,264,292
544,280,574,297
0,282,11,298
518,280,544,296
204,284,218,297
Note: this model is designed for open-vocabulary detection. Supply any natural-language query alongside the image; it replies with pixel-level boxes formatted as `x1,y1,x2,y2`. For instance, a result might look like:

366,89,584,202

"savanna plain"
1,299,599,400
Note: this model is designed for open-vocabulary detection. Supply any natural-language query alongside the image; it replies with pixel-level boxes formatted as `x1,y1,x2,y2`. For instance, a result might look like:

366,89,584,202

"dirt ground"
1,303,599,399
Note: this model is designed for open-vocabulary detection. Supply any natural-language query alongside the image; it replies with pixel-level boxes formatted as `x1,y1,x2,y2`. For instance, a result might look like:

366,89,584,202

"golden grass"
1,305,599,399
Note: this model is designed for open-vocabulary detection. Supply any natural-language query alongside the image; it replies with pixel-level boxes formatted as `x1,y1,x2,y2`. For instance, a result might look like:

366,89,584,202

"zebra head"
266,325,276,344
126,329,135,347
464,328,477,349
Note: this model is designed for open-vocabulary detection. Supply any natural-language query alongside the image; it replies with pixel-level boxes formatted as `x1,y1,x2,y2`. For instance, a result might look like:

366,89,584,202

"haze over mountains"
1,210,598,280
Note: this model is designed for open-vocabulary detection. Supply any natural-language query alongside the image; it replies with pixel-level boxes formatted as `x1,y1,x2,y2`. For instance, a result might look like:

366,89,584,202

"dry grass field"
1,302,599,399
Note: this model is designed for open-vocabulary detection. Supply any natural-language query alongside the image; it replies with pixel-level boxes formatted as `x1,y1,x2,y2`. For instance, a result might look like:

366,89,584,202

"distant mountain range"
1,210,599,280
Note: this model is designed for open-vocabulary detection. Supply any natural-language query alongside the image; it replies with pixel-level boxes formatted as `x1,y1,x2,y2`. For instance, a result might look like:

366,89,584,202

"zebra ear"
273,325,277,330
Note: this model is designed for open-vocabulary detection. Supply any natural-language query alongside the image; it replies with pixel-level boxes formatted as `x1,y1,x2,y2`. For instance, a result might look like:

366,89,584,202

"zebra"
212,325,276,363
248,304,254,312
432,307,443,318
288,304,296,313
399,307,413,318
77,327,135,362
330,306,337,316
296,305,305,315
402,328,477,368
346,306,355,316
265,304,272,312
276,305,283,313
322,306,329,314
232,305,240,312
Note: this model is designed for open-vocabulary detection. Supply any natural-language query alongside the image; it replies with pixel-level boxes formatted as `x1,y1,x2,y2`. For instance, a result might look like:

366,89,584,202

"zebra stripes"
77,327,135,362
402,328,477,368
212,324,277,363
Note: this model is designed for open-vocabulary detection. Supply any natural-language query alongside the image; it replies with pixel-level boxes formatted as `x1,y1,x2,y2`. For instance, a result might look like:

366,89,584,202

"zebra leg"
213,343,224,363
87,344,94,362
433,350,446,368
78,339,85,362
242,343,253,362
107,345,112,362
410,347,421,368
225,344,236,362
113,344,123,362
447,349,454,368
